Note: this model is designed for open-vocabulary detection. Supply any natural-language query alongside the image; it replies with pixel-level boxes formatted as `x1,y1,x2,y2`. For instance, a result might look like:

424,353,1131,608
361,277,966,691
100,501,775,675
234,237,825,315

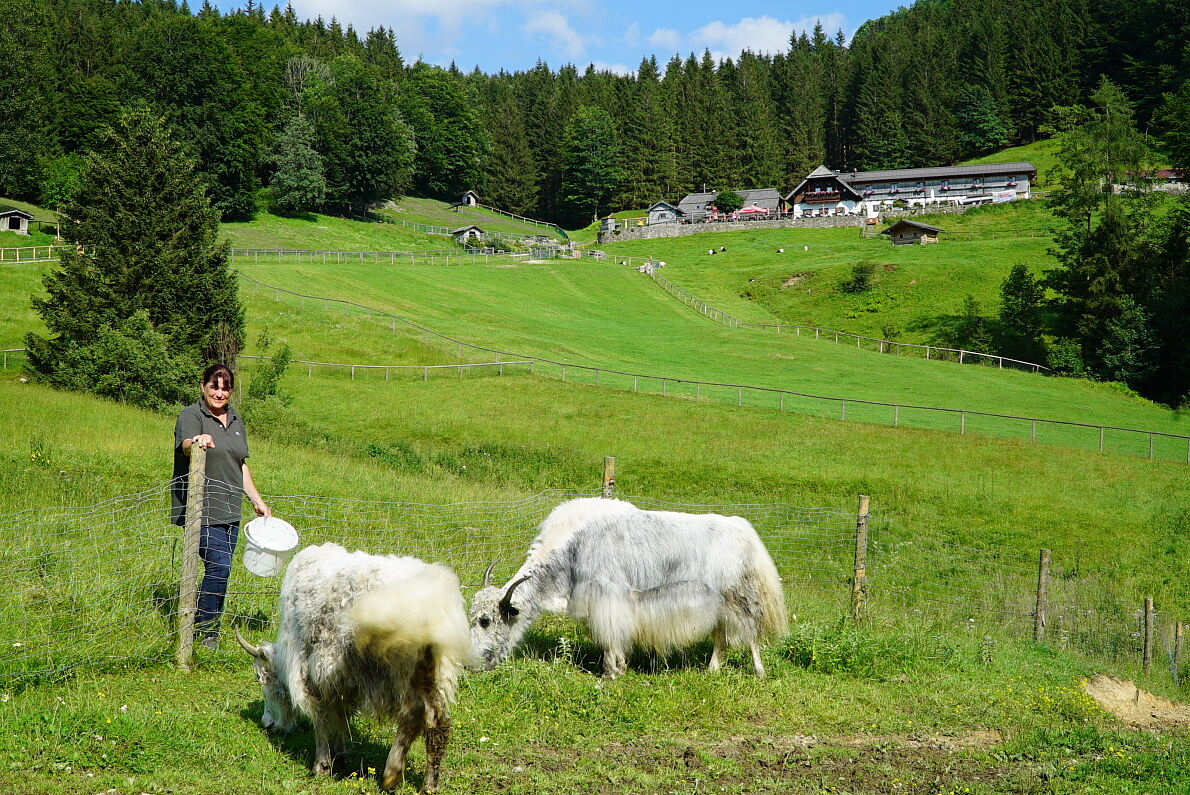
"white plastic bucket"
242,517,300,577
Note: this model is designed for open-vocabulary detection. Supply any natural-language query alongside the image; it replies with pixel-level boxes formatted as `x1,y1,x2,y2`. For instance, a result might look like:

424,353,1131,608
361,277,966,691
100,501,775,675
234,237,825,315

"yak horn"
234,625,264,660
482,561,497,588
498,575,531,616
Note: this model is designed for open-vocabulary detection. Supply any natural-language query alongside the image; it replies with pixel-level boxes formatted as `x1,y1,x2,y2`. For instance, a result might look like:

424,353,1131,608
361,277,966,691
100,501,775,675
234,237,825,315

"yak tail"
747,530,788,640
350,564,473,697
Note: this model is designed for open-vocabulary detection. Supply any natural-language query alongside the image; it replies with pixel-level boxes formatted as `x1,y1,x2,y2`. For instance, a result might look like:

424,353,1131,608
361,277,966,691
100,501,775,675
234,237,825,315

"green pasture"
376,196,568,241
219,208,453,251
229,256,1187,449
2,366,1188,792
961,138,1064,188
599,200,1057,344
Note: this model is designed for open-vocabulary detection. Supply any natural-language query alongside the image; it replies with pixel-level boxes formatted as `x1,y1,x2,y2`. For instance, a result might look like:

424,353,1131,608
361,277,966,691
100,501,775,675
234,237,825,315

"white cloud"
524,10,586,58
625,22,640,46
590,60,633,76
647,28,681,50
646,14,847,61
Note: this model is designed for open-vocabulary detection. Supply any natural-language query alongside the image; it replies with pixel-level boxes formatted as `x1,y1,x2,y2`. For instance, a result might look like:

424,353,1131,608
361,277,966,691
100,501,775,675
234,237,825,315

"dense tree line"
2,0,1185,225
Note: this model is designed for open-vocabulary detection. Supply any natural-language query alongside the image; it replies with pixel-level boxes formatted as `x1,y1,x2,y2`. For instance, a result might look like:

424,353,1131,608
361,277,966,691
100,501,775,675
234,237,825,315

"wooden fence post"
1034,549,1050,642
176,445,206,672
1173,622,1183,689
601,456,616,498
1143,596,1154,676
851,495,870,621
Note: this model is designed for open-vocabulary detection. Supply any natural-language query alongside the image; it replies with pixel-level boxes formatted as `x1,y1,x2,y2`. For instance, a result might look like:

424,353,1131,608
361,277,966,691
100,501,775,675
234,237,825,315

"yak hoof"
313,760,333,777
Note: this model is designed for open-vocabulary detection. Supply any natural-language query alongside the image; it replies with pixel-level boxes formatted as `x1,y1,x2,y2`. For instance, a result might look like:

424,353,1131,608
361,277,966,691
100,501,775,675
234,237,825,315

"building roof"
880,219,945,236
839,161,1036,185
0,207,34,219
677,188,783,214
648,200,681,212
451,225,484,234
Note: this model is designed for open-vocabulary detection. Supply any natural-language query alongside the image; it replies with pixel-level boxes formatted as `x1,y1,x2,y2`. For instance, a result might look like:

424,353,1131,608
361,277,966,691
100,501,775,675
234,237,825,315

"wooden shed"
0,207,33,235
459,190,480,207
880,219,943,245
451,224,485,244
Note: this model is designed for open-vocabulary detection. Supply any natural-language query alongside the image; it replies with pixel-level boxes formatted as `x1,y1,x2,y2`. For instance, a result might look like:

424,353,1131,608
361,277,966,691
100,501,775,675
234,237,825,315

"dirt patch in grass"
780,273,812,289
514,731,1031,794
1083,674,1190,730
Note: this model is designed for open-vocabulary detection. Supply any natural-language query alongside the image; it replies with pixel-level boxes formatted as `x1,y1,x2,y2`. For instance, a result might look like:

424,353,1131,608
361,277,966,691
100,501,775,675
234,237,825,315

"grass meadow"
1,191,1187,793
599,200,1056,345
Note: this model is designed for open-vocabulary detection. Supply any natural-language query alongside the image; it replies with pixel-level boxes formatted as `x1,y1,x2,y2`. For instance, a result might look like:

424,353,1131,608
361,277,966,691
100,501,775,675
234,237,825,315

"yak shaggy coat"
470,498,786,678
237,543,471,792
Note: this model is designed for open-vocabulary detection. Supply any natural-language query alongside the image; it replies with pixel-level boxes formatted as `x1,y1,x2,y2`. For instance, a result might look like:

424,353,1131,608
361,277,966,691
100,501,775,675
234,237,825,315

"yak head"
235,627,298,732
468,563,532,670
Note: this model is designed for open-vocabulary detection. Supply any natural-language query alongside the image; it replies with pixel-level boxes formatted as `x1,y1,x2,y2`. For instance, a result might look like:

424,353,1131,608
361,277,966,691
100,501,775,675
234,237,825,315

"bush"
44,311,196,411
715,190,744,214
783,619,944,679
1047,337,1088,377
841,261,878,293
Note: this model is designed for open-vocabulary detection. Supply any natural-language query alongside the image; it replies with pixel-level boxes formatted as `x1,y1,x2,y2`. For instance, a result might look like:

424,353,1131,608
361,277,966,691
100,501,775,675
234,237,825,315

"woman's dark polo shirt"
171,401,250,526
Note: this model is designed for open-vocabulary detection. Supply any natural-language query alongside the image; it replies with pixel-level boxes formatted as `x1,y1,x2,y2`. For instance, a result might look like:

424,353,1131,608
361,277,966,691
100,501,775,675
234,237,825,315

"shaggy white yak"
469,498,786,678
236,543,471,792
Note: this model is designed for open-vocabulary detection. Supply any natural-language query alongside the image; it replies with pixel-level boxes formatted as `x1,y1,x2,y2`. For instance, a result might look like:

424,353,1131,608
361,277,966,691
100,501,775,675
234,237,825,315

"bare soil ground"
1082,673,1190,730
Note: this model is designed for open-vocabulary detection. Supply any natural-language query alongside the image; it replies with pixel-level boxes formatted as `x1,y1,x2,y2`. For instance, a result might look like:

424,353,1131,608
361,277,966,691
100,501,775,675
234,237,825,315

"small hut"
880,219,943,245
459,190,480,207
0,207,33,235
451,224,485,244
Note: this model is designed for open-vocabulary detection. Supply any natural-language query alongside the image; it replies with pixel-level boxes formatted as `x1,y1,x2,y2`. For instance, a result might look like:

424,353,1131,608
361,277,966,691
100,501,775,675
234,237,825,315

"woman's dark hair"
201,363,235,390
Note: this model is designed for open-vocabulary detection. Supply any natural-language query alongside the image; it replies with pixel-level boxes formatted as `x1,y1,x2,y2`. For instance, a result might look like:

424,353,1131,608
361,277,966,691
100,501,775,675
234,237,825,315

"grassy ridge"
598,201,1056,344
231,257,1186,444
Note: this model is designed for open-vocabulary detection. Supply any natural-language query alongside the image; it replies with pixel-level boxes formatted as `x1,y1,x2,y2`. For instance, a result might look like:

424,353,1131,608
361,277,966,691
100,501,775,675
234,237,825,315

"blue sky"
214,1,907,74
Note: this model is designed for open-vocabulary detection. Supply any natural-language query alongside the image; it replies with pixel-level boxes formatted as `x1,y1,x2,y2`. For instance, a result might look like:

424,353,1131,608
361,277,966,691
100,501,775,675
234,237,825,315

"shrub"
783,619,942,679
1047,337,1087,376
46,311,196,411
841,261,878,293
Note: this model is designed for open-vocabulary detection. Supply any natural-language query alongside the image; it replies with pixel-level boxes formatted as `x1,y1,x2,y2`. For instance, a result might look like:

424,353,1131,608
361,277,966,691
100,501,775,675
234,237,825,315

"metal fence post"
602,456,616,498
1034,549,1050,642
177,446,205,672
851,495,870,621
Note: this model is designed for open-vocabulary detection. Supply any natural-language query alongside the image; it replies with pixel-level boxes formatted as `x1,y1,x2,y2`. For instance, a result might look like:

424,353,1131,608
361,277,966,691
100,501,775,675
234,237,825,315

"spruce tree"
270,113,327,214
26,108,243,407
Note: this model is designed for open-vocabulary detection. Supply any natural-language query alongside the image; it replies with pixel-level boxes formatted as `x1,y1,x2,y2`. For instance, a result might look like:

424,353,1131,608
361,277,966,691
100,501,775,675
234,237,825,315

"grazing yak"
235,543,471,792
469,498,786,678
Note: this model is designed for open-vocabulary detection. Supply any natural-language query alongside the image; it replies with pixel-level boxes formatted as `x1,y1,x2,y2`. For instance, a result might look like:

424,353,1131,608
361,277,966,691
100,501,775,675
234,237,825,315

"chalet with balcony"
786,162,1036,218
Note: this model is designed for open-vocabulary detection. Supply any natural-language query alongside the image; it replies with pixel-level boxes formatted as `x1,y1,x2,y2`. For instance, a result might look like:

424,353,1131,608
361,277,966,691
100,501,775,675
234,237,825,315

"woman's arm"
242,463,271,518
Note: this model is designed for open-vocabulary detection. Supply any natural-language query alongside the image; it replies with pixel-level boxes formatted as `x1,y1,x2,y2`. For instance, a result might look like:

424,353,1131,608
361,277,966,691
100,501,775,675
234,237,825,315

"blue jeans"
196,523,239,637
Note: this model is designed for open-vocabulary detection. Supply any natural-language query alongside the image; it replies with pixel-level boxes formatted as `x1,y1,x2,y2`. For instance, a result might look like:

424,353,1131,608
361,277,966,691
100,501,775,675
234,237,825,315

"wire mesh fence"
0,480,1184,692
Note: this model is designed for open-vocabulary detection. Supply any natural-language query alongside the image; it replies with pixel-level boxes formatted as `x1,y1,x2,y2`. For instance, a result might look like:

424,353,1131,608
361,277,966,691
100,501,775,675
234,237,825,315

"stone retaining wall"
596,203,981,244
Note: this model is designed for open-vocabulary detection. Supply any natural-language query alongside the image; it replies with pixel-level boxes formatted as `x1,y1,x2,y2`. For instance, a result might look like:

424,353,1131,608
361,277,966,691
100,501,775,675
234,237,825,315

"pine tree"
478,80,539,215
0,0,53,199
998,263,1046,360
270,113,327,214
26,108,242,406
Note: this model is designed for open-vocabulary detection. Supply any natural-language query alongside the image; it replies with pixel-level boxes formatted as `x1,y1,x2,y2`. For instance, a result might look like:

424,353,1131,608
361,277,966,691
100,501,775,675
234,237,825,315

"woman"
171,363,270,650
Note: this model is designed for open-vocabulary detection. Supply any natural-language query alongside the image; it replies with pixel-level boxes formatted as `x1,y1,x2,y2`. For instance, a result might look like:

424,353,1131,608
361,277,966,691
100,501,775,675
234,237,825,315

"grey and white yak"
235,542,471,792
469,497,786,678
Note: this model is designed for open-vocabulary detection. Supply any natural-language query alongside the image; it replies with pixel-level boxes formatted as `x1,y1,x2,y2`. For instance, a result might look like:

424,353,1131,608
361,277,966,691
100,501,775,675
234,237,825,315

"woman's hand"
190,434,215,450
251,497,271,518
